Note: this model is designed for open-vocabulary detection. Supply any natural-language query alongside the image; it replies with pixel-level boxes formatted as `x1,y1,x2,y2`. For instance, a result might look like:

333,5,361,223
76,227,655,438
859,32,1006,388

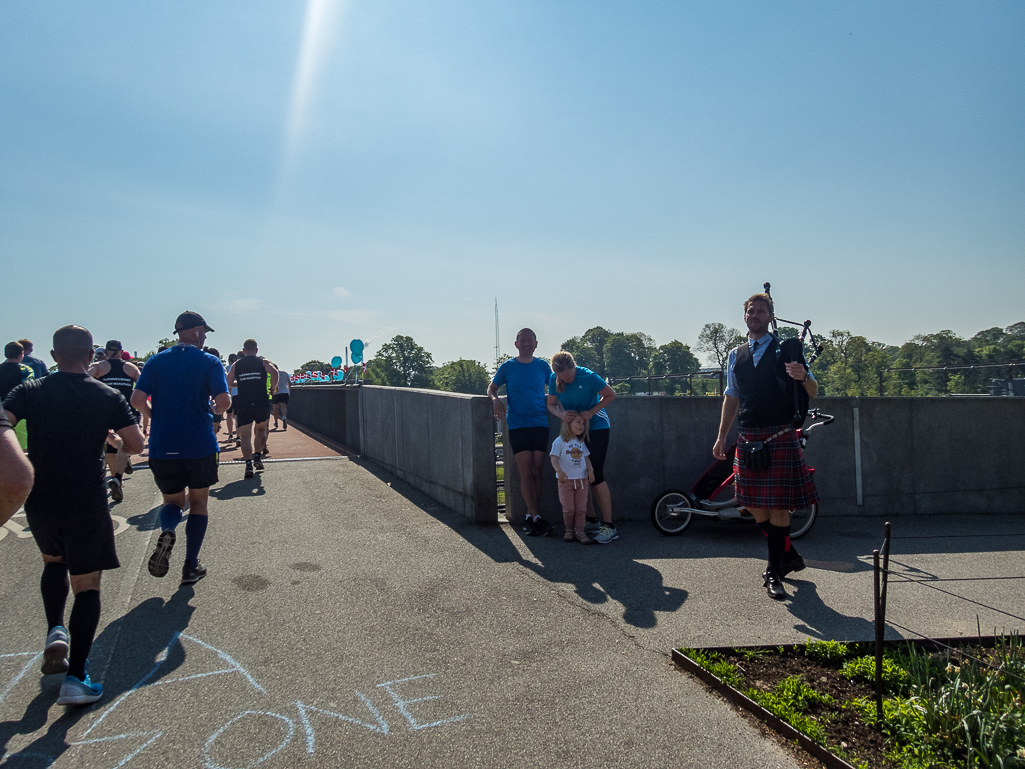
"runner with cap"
226,340,278,479
88,340,141,503
132,311,230,585
3,325,144,706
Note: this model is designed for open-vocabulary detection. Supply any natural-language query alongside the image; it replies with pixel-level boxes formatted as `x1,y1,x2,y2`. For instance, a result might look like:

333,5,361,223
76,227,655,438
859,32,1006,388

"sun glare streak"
282,0,345,173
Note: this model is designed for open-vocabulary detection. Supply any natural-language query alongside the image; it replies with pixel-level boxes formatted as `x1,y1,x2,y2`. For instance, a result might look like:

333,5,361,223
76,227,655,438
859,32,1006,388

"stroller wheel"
788,503,818,538
651,491,694,536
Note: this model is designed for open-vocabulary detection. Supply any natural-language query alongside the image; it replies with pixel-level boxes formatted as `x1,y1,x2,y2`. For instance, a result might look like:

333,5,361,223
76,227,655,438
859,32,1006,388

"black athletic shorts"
228,395,238,415
507,426,549,454
105,442,118,455
149,454,219,495
235,405,271,428
272,393,290,404
586,428,610,485
25,486,120,575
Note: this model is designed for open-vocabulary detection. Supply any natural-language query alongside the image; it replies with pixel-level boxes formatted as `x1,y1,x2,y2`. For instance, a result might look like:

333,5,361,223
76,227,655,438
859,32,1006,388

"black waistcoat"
735,337,792,428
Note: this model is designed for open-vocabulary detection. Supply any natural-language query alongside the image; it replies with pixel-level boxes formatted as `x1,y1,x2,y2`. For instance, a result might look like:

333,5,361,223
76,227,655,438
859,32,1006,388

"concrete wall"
505,396,1025,524
292,387,1025,525
292,385,497,524
287,385,361,452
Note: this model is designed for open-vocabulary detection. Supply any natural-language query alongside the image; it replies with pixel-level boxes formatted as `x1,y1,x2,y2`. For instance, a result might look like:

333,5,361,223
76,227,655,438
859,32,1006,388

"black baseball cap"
105,339,123,352
174,311,214,334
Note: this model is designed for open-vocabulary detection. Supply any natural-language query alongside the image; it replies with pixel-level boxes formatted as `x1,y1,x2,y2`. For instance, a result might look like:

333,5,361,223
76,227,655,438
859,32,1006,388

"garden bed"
675,634,1024,769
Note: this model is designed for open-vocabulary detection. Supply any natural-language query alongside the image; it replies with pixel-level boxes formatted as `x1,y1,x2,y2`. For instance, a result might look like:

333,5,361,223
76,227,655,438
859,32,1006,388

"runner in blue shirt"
133,311,230,586
488,328,553,536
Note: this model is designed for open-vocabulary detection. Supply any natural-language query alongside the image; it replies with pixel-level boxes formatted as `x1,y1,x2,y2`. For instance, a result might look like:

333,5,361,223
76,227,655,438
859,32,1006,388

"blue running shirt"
492,357,552,430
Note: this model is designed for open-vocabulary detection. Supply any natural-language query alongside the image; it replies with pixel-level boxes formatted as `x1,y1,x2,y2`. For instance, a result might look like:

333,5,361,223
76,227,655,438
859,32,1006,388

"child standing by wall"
550,414,595,544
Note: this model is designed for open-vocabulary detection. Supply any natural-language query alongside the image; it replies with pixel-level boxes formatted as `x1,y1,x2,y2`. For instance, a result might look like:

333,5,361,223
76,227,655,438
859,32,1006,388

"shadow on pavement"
209,475,265,501
0,589,196,765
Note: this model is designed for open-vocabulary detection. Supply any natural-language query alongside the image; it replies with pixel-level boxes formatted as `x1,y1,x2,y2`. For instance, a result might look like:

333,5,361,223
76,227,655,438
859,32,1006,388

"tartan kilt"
734,424,818,510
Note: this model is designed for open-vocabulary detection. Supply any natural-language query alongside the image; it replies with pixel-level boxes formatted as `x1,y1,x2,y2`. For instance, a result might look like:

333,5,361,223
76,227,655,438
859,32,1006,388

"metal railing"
877,362,1025,396
605,370,725,396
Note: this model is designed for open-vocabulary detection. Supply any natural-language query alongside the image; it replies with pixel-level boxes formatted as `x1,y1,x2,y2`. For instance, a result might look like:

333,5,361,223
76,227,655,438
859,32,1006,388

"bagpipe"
762,282,824,428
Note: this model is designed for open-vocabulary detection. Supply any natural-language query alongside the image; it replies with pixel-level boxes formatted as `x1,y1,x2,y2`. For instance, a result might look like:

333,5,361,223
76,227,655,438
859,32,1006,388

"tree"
603,332,655,379
813,330,895,396
558,327,609,375
651,340,700,377
434,360,491,394
696,323,746,369
372,335,434,388
295,360,332,376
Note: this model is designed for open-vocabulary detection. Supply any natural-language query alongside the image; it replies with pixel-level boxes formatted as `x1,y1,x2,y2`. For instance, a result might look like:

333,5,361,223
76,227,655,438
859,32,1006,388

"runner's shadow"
1,589,196,765
126,506,161,532
210,476,265,500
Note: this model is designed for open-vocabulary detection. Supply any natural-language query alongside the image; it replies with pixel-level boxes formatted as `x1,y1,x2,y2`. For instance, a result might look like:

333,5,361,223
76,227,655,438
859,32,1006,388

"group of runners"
490,291,818,599
0,311,289,706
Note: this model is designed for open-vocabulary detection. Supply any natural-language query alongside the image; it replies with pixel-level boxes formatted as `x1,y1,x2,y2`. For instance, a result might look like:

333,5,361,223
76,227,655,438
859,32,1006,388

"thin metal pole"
874,547,883,722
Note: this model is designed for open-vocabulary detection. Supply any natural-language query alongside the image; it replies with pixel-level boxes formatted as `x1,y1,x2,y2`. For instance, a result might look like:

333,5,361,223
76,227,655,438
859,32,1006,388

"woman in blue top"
546,351,618,543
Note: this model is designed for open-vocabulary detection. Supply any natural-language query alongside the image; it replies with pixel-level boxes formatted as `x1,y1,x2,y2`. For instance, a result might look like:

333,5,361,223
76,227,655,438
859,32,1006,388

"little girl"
550,414,595,544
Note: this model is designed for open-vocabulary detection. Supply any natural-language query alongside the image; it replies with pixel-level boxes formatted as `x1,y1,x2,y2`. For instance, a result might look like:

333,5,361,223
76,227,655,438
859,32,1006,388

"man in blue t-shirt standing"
133,311,231,585
488,328,553,536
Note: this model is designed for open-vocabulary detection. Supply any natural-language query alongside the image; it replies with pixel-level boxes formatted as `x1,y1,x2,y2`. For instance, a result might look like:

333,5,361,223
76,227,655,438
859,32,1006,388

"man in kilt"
713,293,818,600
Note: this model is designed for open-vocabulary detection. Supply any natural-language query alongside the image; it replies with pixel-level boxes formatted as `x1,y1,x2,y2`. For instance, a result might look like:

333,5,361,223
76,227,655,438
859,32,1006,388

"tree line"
292,320,1025,397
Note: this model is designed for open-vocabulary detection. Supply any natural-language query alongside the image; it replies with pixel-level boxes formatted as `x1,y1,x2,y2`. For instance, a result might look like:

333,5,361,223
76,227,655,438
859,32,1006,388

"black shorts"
235,405,271,428
507,426,549,454
586,429,610,485
25,487,120,575
105,442,118,455
150,454,219,495
228,395,238,415
272,393,290,404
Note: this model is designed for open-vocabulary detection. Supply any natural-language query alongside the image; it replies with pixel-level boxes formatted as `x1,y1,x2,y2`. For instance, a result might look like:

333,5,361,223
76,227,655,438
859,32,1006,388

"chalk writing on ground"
1,633,472,768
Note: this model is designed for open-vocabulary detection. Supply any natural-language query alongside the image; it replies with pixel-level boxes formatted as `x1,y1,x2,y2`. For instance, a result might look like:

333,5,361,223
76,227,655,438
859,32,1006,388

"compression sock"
159,503,184,532
183,513,209,567
67,589,101,681
41,562,70,630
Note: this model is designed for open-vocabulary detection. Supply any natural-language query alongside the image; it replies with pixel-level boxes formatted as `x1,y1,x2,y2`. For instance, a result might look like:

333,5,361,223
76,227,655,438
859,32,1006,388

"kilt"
734,424,818,510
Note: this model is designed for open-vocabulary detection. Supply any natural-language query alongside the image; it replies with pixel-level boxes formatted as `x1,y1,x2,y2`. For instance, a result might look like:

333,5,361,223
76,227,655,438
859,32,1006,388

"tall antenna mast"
494,298,501,368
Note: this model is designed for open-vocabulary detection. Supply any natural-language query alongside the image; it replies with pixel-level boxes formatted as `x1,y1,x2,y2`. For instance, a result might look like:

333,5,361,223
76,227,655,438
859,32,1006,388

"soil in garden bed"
711,648,898,769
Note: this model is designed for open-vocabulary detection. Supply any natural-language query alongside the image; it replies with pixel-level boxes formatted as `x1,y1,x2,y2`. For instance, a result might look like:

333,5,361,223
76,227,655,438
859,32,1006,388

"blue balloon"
350,339,364,363
331,356,342,368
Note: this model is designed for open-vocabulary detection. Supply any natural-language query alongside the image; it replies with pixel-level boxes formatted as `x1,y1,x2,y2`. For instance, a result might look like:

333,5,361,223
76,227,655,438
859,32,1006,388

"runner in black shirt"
2,325,144,706
226,339,278,479
89,340,141,502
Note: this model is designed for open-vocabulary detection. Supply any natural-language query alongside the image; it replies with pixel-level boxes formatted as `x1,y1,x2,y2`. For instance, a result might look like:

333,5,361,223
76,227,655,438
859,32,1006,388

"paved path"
2,440,1023,768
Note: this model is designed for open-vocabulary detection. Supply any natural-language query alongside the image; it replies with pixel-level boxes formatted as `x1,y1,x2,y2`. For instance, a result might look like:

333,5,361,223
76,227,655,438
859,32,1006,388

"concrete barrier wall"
292,387,1025,525
292,385,497,523
287,385,361,452
505,396,1025,524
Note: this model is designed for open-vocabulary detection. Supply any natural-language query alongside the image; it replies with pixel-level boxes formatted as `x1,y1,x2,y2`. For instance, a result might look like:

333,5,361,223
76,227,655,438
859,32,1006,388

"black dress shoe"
780,550,806,578
764,570,787,600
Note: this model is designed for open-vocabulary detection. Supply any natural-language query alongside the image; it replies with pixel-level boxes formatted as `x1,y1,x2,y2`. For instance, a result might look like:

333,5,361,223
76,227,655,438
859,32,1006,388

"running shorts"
272,393,290,404
235,405,271,428
25,487,120,575
507,426,549,454
149,454,219,495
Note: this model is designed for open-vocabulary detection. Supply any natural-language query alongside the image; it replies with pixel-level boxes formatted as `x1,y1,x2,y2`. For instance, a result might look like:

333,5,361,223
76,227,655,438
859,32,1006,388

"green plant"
745,676,834,745
841,655,912,694
681,648,744,689
803,639,850,664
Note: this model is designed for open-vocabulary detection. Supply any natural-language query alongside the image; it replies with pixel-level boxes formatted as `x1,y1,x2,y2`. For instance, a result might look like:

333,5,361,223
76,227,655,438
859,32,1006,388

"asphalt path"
2,447,1022,768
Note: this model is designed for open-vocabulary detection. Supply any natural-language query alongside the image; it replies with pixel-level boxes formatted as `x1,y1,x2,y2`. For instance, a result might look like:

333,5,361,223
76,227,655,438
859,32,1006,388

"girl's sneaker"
575,532,593,545
563,530,574,542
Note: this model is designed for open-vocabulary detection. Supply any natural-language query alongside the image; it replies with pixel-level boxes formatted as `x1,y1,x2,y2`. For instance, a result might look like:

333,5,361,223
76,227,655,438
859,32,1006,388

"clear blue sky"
2,1,1022,372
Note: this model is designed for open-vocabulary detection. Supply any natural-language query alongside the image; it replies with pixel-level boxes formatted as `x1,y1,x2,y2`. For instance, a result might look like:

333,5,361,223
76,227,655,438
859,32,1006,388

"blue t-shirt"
547,366,610,431
137,345,229,460
492,357,552,430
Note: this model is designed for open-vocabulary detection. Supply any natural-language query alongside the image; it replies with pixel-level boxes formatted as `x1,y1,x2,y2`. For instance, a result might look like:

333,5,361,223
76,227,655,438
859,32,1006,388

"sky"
2,1,1023,373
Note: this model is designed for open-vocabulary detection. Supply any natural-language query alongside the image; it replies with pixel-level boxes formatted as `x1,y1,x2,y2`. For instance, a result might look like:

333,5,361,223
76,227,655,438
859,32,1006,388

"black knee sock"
766,524,787,573
781,526,799,558
68,589,101,681
41,562,70,630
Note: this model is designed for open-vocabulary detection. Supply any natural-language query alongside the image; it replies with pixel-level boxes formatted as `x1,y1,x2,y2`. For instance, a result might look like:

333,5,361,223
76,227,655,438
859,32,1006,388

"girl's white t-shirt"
550,436,590,480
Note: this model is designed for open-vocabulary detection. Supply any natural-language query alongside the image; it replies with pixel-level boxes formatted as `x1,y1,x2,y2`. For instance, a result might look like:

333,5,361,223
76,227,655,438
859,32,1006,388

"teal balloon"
350,339,364,363
331,356,342,368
